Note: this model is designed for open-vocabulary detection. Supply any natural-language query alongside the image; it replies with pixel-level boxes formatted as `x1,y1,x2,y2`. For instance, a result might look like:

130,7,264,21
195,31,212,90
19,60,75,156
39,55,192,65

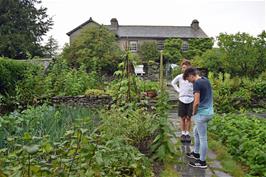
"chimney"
191,19,199,30
110,18,119,31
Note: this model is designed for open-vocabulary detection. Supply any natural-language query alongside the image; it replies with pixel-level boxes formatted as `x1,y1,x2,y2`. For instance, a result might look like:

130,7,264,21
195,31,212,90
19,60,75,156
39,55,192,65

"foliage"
163,38,213,63
100,104,157,146
138,41,160,62
209,114,266,176
0,58,33,96
43,36,59,58
0,57,43,108
192,48,226,74
85,89,107,96
62,25,122,74
1,57,102,106
15,64,46,105
0,104,157,176
163,38,183,63
107,59,141,104
208,134,245,177
255,30,266,73
138,80,159,92
170,66,181,80
0,0,53,59
0,105,97,147
151,92,179,162
217,31,266,77
44,58,101,97
182,38,213,59
208,72,266,113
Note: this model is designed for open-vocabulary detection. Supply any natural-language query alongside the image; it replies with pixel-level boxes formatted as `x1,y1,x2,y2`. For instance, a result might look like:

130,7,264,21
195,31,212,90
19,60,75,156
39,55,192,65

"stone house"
66,17,208,53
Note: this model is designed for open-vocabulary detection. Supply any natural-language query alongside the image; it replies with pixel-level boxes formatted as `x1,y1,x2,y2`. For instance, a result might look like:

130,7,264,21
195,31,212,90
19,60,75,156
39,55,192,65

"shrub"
138,41,160,62
0,58,38,96
209,72,266,113
44,58,101,96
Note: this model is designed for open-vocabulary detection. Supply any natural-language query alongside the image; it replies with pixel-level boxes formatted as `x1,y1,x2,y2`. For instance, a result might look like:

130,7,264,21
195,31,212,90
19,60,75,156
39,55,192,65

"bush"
44,58,101,97
0,57,44,109
192,48,226,74
0,58,38,96
209,72,266,113
138,41,160,62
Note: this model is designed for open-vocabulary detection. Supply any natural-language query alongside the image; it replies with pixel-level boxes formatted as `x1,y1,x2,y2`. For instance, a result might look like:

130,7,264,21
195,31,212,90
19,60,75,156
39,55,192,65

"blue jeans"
192,114,213,161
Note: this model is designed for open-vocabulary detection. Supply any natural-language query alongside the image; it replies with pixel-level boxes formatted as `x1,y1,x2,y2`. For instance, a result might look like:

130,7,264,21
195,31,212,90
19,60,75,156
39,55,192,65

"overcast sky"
42,0,266,48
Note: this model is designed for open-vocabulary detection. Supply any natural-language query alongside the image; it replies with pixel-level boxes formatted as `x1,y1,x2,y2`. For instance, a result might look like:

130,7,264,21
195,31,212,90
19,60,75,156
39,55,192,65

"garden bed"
208,114,266,176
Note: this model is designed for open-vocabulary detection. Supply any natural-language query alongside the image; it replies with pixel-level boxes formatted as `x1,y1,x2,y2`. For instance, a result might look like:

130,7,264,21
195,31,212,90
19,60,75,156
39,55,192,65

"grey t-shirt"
193,77,214,115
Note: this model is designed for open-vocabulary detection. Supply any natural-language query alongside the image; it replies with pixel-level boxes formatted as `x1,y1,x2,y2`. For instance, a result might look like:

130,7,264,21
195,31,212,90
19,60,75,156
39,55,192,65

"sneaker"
185,135,191,143
189,159,207,169
186,152,200,160
180,134,186,143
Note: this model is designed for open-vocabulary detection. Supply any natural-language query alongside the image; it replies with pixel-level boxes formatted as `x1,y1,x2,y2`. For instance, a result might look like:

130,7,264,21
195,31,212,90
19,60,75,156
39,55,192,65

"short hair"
183,67,197,80
181,59,191,66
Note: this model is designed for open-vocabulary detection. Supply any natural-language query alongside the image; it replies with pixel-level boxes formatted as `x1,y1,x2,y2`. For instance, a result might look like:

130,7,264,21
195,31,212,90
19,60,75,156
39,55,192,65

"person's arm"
193,92,200,115
171,75,180,93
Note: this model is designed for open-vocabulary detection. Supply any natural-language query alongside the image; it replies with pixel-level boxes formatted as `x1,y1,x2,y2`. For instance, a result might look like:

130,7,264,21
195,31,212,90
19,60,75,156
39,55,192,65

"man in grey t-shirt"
183,67,214,169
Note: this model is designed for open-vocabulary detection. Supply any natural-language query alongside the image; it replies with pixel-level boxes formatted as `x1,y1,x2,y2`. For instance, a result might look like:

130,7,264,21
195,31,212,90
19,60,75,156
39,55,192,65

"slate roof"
66,17,100,36
105,25,208,38
67,18,208,38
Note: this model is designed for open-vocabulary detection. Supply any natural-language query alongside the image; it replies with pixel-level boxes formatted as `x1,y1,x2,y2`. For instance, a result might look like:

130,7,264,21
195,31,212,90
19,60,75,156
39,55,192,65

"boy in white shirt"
171,59,194,143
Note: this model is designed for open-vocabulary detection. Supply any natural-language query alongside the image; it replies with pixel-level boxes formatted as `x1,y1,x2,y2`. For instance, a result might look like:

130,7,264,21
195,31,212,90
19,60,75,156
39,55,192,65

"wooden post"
126,51,131,102
159,50,164,92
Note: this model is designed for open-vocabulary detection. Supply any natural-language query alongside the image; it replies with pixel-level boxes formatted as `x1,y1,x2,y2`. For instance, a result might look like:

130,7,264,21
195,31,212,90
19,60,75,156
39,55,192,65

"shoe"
189,159,207,169
186,151,200,160
180,134,186,143
185,135,191,143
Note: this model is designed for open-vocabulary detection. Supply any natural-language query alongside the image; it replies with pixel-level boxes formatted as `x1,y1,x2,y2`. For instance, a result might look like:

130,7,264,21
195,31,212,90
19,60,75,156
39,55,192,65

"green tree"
0,0,53,59
138,41,160,62
192,48,226,74
218,32,261,77
62,25,122,74
255,30,266,73
43,36,59,58
163,38,182,63
183,38,213,59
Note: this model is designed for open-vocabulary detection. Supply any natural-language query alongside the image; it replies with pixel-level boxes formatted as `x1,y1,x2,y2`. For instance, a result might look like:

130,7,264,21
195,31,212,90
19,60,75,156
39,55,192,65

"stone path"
166,83,233,177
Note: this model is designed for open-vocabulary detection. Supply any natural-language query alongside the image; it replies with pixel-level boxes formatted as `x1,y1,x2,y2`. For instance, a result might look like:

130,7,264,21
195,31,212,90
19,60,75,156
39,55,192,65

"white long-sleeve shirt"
171,74,194,104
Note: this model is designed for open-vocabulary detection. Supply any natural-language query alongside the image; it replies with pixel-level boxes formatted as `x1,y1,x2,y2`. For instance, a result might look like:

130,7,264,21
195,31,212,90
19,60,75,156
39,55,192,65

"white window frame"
181,41,189,51
157,40,164,50
129,41,138,52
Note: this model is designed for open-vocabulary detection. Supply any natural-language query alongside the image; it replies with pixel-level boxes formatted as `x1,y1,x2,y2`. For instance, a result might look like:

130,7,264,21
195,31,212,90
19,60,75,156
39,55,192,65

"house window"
181,41,189,51
157,40,164,50
129,41,138,52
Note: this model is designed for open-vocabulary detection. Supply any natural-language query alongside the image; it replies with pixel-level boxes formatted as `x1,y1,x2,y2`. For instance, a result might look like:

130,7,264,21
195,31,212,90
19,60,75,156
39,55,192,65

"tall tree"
44,36,59,58
218,32,261,77
62,25,122,74
255,30,266,73
0,0,53,59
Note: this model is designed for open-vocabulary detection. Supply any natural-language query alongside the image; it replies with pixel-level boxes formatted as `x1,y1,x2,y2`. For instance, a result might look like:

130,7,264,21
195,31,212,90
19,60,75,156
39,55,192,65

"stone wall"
52,95,113,107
